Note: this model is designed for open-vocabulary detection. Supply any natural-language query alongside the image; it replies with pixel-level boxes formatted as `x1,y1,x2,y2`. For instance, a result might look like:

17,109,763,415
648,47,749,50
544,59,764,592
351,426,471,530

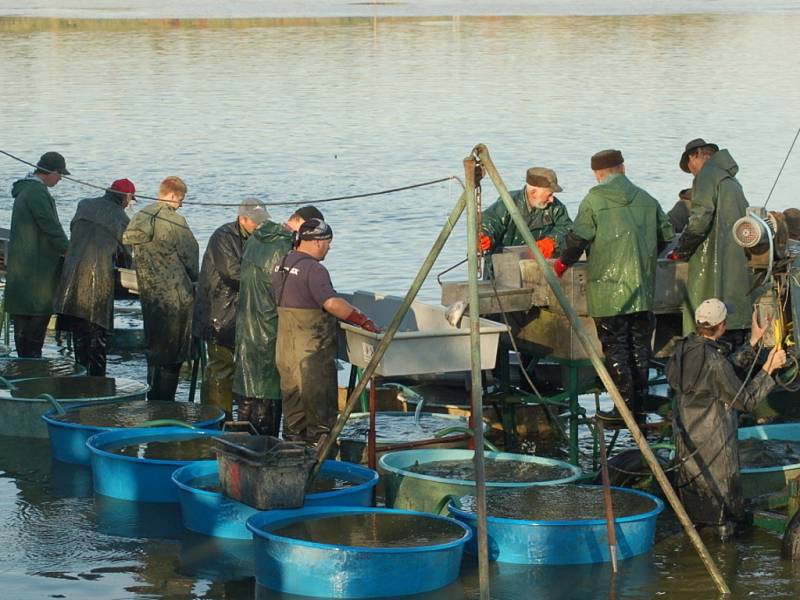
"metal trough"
338,290,507,376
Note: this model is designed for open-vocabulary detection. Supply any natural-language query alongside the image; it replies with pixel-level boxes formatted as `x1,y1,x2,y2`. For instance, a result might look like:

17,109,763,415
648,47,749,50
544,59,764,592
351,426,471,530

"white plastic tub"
338,291,508,377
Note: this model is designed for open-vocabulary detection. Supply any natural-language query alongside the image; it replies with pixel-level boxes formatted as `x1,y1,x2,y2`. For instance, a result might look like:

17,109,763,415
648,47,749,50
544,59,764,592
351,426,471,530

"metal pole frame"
474,143,731,595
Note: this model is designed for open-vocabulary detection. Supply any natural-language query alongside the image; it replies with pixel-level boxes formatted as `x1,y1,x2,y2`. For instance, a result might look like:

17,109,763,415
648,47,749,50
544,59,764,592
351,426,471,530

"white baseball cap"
695,298,727,327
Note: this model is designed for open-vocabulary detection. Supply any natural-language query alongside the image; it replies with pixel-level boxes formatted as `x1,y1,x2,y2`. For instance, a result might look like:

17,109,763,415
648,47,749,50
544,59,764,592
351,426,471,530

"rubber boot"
147,362,181,401
201,376,233,420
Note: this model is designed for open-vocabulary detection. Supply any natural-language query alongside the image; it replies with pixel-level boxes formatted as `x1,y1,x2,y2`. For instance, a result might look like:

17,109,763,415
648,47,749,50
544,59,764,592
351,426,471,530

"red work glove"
345,309,381,333
553,258,569,278
536,237,556,259
666,250,680,261
478,233,492,253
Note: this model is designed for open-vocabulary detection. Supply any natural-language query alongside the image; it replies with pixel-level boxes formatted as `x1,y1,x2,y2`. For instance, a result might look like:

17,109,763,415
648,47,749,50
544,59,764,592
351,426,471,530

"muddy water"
456,485,657,520
52,399,222,427
107,437,218,460
0,358,83,381
407,457,573,483
739,438,800,468
267,513,465,547
341,413,467,442
8,376,144,399
190,471,358,495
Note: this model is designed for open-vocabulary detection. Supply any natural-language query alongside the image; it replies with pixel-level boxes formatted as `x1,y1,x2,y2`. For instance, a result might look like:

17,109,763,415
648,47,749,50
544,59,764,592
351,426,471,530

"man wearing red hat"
54,179,135,375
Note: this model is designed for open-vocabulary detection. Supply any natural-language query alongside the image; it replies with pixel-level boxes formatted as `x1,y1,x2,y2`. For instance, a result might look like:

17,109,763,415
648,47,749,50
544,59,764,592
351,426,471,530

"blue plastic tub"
246,506,471,598
448,485,664,565
172,459,379,539
739,423,800,498
379,448,582,513
43,400,225,465
87,427,218,503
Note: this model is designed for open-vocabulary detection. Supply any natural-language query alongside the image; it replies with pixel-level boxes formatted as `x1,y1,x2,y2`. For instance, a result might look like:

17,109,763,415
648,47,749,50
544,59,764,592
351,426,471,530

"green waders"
201,340,235,418
276,306,338,446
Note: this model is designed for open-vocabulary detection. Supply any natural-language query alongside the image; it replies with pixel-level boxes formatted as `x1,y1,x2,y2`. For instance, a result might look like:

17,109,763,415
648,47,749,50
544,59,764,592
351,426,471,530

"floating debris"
268,513,464,547
407,457,573,483
51,400,220,427
739,438,800,468
457,486,657,520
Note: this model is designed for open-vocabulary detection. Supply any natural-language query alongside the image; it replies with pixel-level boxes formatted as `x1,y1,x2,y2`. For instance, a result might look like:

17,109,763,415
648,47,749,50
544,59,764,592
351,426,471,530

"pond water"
2,1,800,598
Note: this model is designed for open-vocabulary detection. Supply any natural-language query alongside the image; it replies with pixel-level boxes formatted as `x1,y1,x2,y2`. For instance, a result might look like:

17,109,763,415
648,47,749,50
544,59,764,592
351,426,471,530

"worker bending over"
272,219,378,446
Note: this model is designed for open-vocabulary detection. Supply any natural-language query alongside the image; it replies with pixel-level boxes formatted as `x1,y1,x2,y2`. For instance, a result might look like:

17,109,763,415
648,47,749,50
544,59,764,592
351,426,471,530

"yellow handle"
774,319,783,350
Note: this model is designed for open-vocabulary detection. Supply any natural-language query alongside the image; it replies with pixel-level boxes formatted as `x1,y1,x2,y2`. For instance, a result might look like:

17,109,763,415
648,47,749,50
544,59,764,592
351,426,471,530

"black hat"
590,149,624,171
36,151,70,175
679,138,719,173
298,218,333,242
294,205,324,222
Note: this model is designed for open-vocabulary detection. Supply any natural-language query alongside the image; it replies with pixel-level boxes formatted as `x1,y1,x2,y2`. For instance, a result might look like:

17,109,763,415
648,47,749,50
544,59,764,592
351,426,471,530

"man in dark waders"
233,205,324,436
666,299,785,539
193,198,269,419
54,179,134,375
5,152,70,358
123,176,199,401
554,149,674,425
271,219,379,446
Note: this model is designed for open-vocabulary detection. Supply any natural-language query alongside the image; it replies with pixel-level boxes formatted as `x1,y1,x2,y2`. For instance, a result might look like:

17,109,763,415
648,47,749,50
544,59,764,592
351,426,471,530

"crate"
214,433,316,510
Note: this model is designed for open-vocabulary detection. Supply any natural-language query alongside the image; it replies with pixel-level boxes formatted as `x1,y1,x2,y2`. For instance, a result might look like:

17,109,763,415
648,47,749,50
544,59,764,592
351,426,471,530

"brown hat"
526,167,562,193
679,138,719,173
590,149,624,171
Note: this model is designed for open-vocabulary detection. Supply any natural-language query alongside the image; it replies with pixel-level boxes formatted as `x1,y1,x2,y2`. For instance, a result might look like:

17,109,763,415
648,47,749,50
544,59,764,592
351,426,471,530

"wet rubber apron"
275,306,338,445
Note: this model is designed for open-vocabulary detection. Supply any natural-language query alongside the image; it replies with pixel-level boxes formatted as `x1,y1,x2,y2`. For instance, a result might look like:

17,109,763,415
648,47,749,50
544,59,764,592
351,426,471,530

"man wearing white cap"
193,197,269,416
666,298,786,538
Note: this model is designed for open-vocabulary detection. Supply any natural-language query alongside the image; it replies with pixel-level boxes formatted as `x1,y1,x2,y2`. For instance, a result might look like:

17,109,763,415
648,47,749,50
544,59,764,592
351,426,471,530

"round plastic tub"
449,485,664,565
43,400,225,465
172,459,379,539
246,506,471,598
0,375,147,439
0,357,86,382
739,423,800,498
379,448,582,513
87,426,219,502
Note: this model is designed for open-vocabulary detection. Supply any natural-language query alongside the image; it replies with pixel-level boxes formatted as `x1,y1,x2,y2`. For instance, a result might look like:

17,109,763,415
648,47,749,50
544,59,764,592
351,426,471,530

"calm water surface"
2,2,800,598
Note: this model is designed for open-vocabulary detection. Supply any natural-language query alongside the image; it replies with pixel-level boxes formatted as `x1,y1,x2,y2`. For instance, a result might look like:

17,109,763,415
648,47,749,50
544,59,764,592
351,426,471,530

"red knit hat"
110,178,136,195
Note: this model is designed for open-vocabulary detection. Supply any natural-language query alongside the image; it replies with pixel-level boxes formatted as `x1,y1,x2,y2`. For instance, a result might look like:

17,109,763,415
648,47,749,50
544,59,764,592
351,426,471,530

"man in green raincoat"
123,176,199,401
5,152,70,357
670,138,753,339
554,150,674,423
480,166,572,271
232,205,323,435
54,179,134,375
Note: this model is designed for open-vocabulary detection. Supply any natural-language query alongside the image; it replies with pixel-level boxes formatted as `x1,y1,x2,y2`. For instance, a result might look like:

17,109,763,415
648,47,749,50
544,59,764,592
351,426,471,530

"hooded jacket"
5,175,69,316
676,150,752,333
122,201,199,364
193,221,250,349
666,334,774,525
53,192,130,330
568,173,674,318
232,220,294,400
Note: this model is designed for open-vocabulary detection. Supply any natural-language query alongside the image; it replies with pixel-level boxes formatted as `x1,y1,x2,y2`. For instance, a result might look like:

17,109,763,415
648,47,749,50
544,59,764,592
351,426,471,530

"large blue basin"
172,459,379,539
739,423,800,498
246,506,471,598
43,400,225,465
448,485,664,565
87,427,218,502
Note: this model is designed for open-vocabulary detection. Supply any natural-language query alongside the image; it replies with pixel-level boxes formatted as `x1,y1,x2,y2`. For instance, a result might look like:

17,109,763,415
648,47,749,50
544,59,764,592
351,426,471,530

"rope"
1,149,457,208
764,126,800,208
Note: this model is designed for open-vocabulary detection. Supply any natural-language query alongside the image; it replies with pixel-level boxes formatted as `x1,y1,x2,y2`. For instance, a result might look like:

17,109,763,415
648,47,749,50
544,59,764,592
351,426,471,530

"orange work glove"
479,233,492,253
536,237,556,259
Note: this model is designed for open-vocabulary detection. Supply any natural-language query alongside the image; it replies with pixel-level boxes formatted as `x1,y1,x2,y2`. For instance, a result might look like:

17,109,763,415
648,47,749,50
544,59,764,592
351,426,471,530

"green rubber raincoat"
571,174,674,318
482,187,572,254
676,150,752,333
5,175,69,316
232,220,293,400
53,192,130,329
122,202,199,364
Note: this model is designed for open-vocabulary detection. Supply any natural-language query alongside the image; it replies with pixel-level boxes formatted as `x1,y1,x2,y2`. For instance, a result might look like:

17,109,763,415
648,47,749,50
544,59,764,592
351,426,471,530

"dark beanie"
294,205,324,222
591,149,624,170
